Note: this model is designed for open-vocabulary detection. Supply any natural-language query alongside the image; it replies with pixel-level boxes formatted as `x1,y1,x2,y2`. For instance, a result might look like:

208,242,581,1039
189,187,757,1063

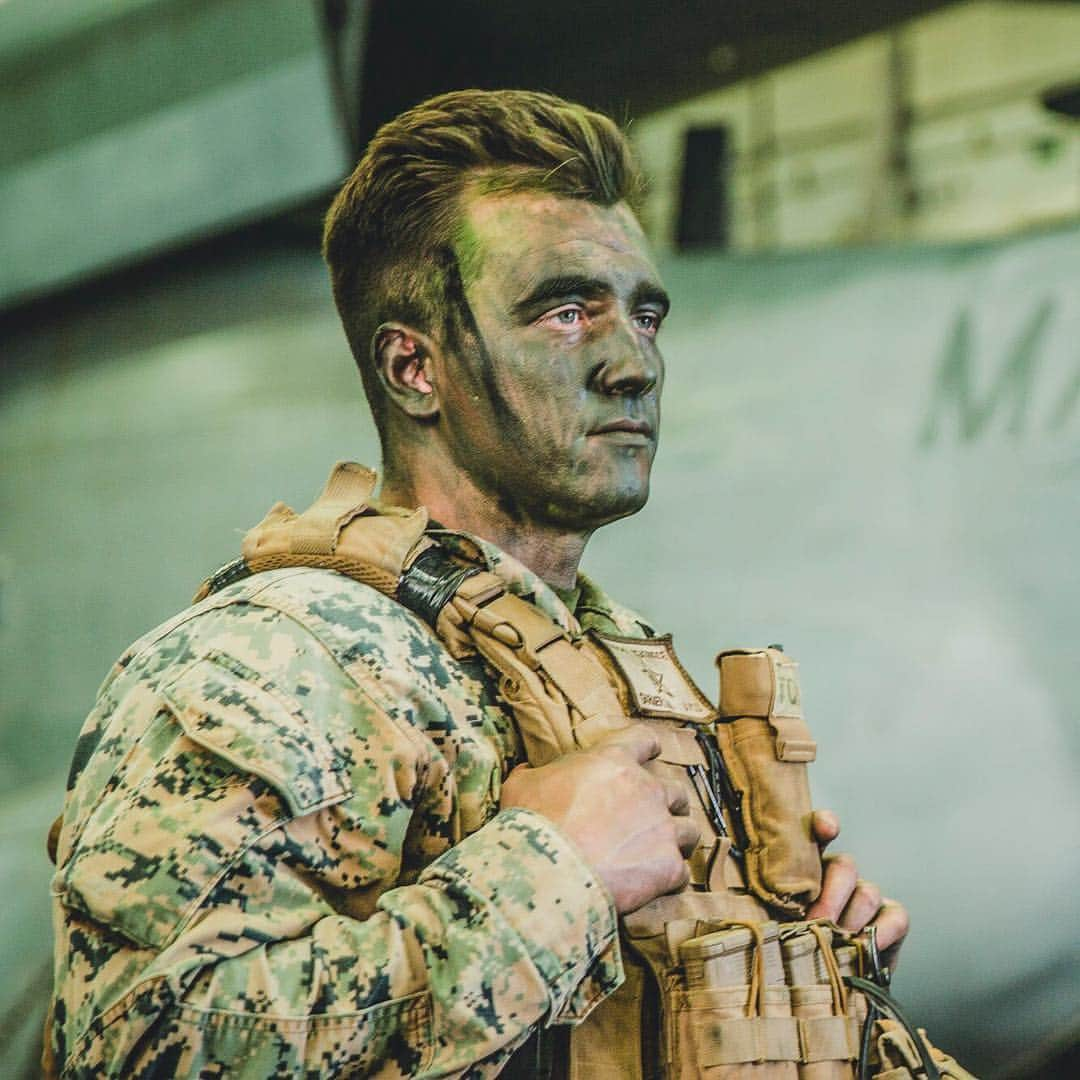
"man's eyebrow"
630,282,671,317
513,275,671,318
512,276,610,317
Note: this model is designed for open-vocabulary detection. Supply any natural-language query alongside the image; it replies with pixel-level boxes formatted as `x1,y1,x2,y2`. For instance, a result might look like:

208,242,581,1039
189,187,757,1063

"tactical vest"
194,463,976,1080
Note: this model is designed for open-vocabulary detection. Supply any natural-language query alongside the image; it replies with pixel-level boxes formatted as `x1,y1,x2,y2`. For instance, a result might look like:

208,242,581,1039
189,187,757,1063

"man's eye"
633,312,662,335
544,306,584,326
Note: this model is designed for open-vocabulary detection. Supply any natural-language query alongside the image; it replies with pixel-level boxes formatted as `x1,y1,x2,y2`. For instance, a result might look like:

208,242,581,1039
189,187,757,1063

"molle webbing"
676,920,864,1068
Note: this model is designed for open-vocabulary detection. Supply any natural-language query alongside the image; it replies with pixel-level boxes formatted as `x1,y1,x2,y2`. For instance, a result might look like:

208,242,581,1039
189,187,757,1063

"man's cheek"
500,375,575,437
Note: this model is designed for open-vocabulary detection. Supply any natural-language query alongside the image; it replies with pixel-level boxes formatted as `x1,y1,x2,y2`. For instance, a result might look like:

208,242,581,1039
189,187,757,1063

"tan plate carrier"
194,463,976,1080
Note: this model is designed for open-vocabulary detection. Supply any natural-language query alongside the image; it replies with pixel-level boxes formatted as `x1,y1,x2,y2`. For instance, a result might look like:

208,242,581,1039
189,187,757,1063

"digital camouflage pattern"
48,532,654,1077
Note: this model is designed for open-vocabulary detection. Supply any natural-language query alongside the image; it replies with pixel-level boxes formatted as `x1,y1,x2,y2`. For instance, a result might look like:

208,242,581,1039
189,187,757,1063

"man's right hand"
499,725,699,914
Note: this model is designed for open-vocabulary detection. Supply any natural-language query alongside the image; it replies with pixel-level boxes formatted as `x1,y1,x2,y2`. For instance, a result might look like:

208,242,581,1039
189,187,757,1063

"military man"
47,89,908,1077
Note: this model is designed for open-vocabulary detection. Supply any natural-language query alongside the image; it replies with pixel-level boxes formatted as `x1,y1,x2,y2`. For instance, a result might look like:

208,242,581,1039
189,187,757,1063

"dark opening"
676,124,732,249
1042,81,1080,119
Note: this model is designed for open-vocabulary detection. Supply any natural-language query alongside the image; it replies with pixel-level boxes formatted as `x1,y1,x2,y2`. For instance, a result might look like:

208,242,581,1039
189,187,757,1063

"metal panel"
0,0,354,306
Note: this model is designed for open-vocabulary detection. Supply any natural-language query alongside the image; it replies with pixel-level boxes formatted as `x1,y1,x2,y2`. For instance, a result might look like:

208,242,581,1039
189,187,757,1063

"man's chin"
554,483,651,531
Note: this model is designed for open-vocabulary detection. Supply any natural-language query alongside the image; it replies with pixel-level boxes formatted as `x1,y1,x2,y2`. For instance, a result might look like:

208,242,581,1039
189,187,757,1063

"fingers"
807,852,856,922
665,780,690,816
599,723,661,764
594,728,689,816
837,878,882,933
872,898,910,958
637,799,698,904
807,853,910,970
811,808,840,851
675,818,701,858
669,859,691,894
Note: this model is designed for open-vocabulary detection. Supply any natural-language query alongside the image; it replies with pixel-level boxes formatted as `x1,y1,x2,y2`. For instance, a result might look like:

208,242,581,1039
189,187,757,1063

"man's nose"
591,320,660,396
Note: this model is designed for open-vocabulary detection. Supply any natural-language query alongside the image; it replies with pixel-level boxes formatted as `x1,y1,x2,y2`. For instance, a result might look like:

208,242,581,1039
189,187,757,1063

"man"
47,89,907,1077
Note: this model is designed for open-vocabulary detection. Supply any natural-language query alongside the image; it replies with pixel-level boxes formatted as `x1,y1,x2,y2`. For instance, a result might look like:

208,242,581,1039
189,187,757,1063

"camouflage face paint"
441,192,668,533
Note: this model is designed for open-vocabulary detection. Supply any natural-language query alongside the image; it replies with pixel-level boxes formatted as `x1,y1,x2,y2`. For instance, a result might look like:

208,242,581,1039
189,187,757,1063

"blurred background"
2,1,1078,1075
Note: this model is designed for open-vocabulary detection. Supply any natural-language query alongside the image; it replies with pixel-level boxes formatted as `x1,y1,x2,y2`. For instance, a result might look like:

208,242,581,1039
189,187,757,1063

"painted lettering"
919,300,1053,446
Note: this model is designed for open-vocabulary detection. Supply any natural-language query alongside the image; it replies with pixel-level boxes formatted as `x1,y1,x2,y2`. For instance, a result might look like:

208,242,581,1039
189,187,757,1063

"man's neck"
379,460,589,591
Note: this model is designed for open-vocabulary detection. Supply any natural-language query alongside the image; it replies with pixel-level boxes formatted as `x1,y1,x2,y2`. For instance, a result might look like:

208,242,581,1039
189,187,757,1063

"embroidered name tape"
592,633,716,723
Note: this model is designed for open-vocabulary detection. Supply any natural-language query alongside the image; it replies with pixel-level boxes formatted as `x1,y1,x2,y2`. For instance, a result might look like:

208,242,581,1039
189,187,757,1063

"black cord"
846,975,941,1080
858,999,878,1080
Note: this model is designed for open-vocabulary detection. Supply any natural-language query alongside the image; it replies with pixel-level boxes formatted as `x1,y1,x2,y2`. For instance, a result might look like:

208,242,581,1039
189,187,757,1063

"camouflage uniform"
48,529,655,1077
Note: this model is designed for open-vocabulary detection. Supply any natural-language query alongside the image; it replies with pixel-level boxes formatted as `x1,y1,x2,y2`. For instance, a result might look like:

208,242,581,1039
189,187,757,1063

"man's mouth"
589,418,655,441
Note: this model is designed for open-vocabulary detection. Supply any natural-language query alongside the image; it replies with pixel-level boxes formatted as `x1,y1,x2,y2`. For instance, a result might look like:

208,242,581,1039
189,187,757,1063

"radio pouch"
715,648,822,915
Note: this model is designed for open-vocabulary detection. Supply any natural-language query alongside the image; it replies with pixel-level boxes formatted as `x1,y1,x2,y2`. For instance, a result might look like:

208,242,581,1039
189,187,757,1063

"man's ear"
372,323,441,420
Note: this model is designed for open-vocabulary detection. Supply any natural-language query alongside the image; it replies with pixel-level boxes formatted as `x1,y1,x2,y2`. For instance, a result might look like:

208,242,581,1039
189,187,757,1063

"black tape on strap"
397,545,481,627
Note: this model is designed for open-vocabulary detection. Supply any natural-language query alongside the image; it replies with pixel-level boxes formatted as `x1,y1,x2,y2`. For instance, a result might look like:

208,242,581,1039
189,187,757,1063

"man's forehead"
459,190,660,287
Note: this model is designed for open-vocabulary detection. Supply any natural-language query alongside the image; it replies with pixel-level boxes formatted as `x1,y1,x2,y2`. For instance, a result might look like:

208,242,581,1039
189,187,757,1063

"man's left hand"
806,809,910,970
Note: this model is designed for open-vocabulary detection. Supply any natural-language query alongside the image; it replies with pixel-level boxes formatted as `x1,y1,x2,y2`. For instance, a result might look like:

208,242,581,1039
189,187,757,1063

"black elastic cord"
846,975,941,1080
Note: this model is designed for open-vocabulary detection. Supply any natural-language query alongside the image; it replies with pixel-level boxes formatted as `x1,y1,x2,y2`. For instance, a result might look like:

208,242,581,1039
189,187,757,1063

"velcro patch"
771,653,804,720
592,633,716,723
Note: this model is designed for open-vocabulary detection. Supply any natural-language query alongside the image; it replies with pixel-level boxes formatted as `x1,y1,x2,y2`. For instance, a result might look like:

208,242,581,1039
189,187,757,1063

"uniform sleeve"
50,597,622,1078
122,810,622,1077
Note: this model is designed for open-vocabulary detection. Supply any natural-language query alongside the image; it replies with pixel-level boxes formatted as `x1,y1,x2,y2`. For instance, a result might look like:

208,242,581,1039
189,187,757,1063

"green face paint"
441,191,669,532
